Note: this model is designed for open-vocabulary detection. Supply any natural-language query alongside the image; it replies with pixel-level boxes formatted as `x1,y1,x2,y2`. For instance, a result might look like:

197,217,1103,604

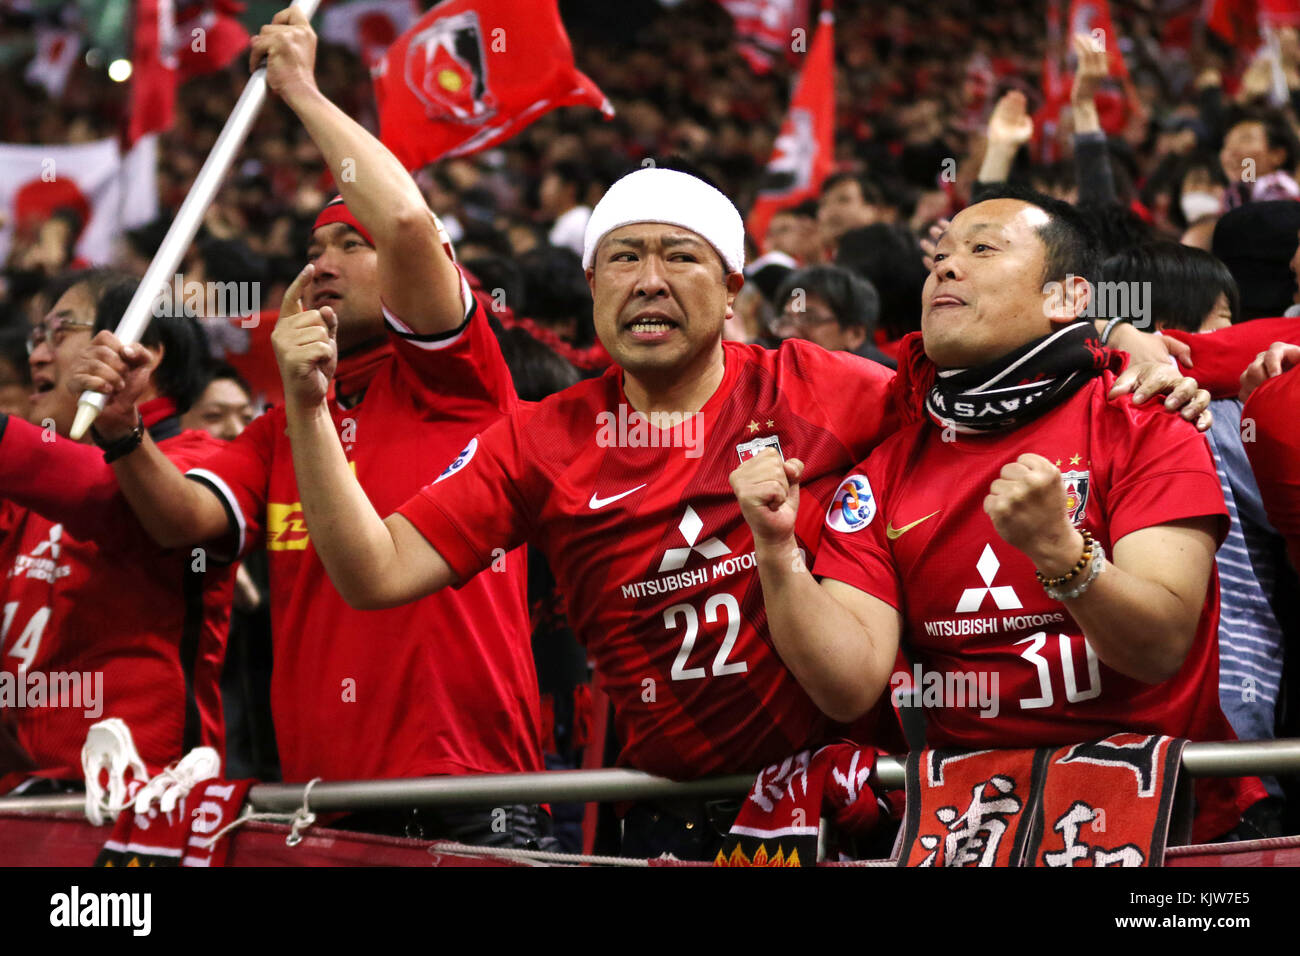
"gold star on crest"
1069,454,1082,466
747,420,760,433
765,419,775,427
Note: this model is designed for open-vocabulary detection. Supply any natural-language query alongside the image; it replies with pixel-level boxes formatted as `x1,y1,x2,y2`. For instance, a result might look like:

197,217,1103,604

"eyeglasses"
773,308,840,331
26,318,94,356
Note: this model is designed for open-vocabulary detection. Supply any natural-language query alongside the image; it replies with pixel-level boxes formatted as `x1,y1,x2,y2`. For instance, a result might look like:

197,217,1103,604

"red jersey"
0,400,231,790
1243,364,1300,572
398,338,900,779
1163,317,1300,400
185,294,542,783
815,371,1264,841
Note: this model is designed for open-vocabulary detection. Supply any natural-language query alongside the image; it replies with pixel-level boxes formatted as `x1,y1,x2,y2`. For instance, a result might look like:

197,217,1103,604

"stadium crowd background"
4,0,1300,853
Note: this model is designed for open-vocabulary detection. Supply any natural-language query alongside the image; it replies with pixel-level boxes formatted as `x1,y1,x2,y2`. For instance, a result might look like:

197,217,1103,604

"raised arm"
730,449,902,722
251,6,463,334
273,265,457,608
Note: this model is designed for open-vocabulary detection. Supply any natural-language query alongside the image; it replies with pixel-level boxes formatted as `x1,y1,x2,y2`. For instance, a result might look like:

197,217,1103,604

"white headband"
582,167,745,274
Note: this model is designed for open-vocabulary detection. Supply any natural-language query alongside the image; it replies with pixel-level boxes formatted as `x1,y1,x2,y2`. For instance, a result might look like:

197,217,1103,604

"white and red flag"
24,26,82,99
745,8,833,245
0,136,159,267
717,0,810,74
320,0,420,69
373,0,612,170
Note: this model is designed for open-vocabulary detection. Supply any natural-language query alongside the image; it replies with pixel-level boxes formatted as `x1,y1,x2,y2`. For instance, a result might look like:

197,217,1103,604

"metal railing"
2,738,1298,818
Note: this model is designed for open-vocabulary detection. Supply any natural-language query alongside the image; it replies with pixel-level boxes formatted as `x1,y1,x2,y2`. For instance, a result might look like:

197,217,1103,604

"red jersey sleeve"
1243,365,1300,570
380,272,517,417
811,450,905,612
783,338,900,456
1097,382,1228,544
395,407,538,583
1161,318,1300,400
185,408,277,558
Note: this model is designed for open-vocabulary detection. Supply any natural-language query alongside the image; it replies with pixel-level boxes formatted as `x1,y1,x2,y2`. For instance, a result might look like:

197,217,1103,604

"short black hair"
43,268,210,413
1223,106,1300,170
835,223,927,339
774,264,880,331
820,171,886,207
1100,242,1240,333
201,361,253,403
1076,201,1155,259
966,184,1101,286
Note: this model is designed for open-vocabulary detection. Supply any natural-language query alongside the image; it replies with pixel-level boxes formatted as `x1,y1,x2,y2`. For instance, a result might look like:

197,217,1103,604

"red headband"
312,196,374,246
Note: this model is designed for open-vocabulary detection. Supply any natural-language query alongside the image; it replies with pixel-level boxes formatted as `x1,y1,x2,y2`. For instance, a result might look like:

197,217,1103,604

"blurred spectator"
773,264,894,367
1212,201,1300,320
540,160,594,259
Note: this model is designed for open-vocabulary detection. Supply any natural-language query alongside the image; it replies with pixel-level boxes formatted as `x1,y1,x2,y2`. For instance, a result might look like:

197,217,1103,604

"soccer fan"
731,187,1267,843
180,363,256,442
265,165,1210,858
0,269,230,794
1219,108,1300,209
772,264,895,367
71,7,547,845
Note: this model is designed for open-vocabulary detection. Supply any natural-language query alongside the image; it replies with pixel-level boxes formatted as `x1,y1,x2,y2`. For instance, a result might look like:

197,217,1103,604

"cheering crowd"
4,0,1300,861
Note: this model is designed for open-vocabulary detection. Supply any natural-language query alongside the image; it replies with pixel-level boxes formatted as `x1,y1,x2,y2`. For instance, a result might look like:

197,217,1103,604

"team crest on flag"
404,11,496,124
1061,469,1089,525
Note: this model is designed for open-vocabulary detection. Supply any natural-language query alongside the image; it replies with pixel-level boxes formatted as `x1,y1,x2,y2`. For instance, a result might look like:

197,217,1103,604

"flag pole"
71,0,322,441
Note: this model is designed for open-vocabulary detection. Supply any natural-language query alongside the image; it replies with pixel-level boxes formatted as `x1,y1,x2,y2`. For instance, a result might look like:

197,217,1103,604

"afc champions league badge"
1062,469,1090,525
826,475,876,533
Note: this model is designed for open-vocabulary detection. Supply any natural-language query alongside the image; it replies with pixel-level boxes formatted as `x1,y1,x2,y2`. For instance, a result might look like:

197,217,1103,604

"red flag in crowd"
25,26,82,99
127,0,249,144
716,0,811,74
127,0,178,144
373,0,612,170
745,9,834,245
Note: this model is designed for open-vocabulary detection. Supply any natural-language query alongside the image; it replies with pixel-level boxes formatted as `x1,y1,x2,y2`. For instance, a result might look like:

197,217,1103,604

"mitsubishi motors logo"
955,543,1023,613
658,506,730,572
31,523,62,560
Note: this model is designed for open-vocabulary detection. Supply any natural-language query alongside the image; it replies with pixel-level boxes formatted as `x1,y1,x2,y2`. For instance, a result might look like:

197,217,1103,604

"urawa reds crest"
404,11,497,124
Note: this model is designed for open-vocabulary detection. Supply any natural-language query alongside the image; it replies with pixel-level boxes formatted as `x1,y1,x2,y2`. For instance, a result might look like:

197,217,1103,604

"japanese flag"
0,136,159,267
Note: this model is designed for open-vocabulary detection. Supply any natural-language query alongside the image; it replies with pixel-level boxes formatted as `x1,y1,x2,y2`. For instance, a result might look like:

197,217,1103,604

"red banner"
373,0,612,170
745,9,834,247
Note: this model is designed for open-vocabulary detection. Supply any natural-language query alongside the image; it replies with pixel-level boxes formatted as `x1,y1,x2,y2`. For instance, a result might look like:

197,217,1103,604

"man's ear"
585,266,595,294
724,272,745,321
140,342,165,377
1047,273,1092,323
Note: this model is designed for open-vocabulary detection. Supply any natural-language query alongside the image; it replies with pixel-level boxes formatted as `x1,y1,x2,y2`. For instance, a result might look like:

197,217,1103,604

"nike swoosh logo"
886,510,941,540
589,484,647,509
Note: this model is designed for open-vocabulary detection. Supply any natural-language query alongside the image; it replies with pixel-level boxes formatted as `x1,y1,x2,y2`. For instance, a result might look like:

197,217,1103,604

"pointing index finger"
280,263,315,320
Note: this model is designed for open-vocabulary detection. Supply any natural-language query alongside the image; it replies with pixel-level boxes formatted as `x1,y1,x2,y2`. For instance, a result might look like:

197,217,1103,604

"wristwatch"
91,413,145,463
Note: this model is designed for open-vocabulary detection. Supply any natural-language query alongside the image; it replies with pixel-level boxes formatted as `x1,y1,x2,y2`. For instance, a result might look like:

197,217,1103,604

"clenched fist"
984,453,1085,577
729,448,805,549
67,331,159,440
272,263,337,411
249,5,318,102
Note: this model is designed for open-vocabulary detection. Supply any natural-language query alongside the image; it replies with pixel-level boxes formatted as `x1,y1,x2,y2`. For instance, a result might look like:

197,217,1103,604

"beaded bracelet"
1035,529,1096,588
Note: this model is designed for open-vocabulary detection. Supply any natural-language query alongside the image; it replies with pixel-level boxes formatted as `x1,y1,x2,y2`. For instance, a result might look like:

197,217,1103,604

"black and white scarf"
924,322,1113,434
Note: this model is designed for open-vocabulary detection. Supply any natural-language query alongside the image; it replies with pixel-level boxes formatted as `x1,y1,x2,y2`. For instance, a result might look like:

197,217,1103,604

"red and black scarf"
920,322,1118,435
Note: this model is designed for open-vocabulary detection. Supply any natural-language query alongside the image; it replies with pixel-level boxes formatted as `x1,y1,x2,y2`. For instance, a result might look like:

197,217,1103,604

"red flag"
373,0,612,170
127,0,179,144
717,0,811,75
745,9,833,247
127,0,249,144
176,1,251,80
321,0,420,70
1206,0,1259,47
